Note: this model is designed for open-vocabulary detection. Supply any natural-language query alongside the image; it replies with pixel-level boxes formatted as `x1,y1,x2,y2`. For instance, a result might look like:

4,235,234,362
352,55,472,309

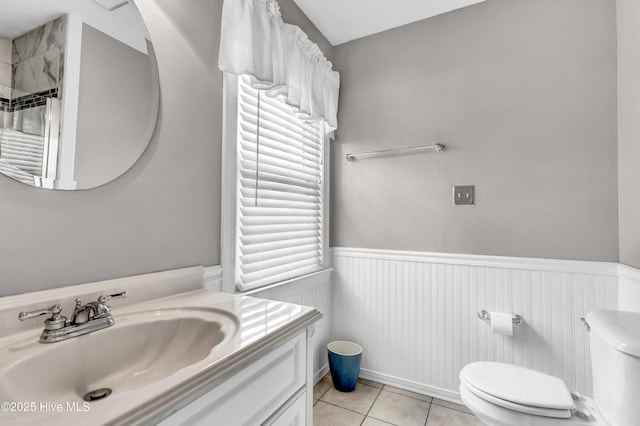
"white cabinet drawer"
159,332,306,426
267,391,306,426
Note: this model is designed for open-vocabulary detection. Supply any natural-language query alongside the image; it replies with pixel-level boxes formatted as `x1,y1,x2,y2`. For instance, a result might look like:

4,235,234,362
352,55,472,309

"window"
226,75,327,292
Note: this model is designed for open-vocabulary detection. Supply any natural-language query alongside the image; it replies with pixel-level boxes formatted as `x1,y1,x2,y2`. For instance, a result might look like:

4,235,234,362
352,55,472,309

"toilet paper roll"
490,312,514,336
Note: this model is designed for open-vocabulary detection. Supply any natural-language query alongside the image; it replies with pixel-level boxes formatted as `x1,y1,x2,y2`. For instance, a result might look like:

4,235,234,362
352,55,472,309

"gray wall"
278,0,333,62
0,0,332,297
331,0,618,262
75,24,154,189
617,0,640,269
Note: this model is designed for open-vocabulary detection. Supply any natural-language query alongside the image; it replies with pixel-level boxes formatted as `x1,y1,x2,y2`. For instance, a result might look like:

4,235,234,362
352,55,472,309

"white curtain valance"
218,0,340,132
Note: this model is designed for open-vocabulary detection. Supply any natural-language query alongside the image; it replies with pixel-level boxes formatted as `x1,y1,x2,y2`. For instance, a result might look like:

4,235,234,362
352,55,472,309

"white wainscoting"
249,269,333,383
618,264,640,313
331,248,618,402
207,266,333,383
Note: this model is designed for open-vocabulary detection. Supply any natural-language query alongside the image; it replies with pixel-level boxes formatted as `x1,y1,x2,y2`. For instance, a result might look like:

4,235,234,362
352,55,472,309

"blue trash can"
328,341,362,392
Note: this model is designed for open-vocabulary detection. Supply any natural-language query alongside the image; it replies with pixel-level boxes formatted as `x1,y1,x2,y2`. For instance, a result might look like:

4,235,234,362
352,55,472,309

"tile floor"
313,374,484,426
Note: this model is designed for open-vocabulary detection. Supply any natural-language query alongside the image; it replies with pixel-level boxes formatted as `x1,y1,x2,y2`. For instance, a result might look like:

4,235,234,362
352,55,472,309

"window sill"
243,268,333,299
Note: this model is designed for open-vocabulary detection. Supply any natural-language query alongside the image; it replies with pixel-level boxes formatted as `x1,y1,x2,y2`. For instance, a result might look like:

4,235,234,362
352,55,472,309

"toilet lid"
460,379,573,418
459,362,575,411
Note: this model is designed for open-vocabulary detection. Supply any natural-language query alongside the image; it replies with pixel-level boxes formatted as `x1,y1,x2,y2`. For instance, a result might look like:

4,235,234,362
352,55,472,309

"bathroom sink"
0,307,239,403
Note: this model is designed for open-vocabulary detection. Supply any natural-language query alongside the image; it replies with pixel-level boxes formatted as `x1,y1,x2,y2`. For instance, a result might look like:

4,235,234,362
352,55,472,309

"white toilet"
459,310,640,426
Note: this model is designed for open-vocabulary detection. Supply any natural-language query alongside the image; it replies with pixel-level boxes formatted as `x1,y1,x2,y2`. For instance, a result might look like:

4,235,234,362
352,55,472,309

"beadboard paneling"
249,269,333,381
618,265,640,312
618,264,640,313
331,248,618,398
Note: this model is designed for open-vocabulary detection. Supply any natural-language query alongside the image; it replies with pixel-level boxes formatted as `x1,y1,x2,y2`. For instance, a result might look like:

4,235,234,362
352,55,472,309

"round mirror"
0,0,159,190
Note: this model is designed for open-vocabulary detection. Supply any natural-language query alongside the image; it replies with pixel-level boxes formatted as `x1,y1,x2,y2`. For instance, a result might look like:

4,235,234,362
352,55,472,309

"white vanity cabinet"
159,329,314,426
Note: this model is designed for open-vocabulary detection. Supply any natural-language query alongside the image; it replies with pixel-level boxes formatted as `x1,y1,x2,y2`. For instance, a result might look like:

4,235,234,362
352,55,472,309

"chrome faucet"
18,291,127,343
71,292,125,324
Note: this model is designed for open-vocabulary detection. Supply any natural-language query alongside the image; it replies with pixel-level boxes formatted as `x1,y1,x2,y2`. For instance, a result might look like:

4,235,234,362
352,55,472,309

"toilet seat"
459,362,575,418
460,382,608,426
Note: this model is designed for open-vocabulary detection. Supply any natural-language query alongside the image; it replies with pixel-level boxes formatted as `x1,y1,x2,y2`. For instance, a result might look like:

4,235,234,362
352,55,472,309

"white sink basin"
0,307,239,404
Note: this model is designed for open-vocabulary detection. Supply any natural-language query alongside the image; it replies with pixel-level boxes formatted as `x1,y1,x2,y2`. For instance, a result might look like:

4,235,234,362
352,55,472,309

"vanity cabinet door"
159,332,306,426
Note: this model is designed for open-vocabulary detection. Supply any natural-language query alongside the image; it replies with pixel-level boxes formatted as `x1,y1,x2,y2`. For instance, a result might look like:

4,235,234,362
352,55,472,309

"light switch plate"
453,185,475,206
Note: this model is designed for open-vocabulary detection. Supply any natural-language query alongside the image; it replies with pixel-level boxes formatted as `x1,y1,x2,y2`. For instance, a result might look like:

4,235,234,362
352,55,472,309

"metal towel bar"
345,143,446,161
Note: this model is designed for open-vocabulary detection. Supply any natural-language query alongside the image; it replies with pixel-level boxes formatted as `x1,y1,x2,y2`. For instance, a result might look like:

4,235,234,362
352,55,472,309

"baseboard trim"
359,368,463,405
314,363,330,385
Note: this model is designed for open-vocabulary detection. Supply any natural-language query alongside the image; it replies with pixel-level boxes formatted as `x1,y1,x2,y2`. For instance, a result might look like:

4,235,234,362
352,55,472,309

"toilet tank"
586,310,640,426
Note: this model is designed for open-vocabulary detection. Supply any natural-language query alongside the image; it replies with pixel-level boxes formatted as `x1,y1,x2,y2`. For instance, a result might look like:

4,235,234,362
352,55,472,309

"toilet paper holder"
477,310,524,326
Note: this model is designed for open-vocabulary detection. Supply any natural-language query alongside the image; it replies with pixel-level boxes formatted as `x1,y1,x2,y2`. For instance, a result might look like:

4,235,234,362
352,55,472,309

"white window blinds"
235,76,325,292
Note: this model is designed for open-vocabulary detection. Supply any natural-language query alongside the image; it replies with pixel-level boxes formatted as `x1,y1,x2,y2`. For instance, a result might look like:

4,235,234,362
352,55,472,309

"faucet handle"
18,304,62,321
19,304,67,331
98,291,127,304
